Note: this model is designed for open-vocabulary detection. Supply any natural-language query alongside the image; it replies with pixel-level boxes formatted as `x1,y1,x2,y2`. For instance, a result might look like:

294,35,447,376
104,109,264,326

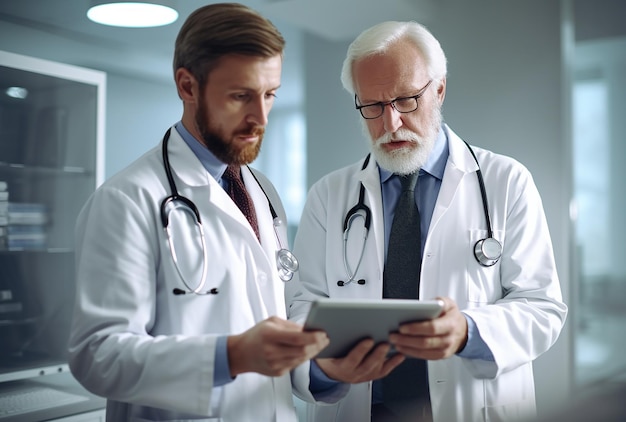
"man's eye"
394,98,415,108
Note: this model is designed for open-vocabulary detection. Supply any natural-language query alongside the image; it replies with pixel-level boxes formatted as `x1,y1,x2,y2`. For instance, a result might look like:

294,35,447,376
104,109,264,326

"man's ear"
175,68,196,102
437,77,447,104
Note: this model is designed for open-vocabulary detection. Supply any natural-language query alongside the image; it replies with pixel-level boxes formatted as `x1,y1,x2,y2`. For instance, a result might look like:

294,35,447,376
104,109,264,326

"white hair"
340,21,447,95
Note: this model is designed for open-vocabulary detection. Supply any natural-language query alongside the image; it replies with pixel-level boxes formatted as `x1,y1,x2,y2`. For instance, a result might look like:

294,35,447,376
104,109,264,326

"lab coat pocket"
466,229,503,304
480,364,536,421
481,399,536,422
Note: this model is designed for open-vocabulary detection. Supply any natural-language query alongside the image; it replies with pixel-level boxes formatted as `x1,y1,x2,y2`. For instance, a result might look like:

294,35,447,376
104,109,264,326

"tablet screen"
304,298,444,359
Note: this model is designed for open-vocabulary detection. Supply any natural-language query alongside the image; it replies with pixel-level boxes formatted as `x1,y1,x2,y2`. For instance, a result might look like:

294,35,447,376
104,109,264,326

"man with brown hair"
68,4,328,421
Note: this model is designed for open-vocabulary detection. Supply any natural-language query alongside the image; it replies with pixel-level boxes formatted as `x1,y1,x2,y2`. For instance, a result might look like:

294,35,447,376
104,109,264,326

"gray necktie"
381,172,432,421
383,173,421,299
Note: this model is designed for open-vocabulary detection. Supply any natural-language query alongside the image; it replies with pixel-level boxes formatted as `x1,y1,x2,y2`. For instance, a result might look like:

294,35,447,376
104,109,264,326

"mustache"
376,128,419,145
234,125,265,138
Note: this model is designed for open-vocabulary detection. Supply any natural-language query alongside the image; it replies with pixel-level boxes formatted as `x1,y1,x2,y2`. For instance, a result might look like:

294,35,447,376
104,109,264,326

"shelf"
0,161,91,176
0,248,74,254
0,50,105,402
0,372,106,421
0,351,69,381
0,317,38,328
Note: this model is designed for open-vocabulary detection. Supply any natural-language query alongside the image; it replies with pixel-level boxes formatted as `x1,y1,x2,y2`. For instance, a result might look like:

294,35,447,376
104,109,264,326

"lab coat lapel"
166,128,264,241
429,126,478,234
242,166,283,318
166,128,276,320
359,157,386,278
166,129,243,222
166,128,212,188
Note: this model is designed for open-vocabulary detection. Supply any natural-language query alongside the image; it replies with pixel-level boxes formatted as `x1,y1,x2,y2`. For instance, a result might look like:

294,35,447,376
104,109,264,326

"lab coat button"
258,273,268,285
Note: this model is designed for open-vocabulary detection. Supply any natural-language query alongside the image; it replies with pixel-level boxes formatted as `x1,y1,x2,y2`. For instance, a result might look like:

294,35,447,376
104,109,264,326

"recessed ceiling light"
6,87,28,99
87,2,178,28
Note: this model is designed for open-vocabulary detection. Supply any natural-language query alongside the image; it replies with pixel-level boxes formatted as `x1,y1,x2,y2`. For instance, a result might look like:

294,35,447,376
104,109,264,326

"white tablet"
304,298,444,359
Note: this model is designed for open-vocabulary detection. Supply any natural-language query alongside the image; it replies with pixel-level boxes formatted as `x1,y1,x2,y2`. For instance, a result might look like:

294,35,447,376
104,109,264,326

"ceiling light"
6,87,28,99
87,1,178,28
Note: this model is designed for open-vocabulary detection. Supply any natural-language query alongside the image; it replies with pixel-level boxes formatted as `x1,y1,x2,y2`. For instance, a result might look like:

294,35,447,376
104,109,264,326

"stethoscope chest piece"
276,248,298,281
474,237,502,267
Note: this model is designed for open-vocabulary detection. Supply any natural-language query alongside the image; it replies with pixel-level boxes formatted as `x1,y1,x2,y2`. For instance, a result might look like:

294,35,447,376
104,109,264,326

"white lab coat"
68,127,297,422
288,126,567,422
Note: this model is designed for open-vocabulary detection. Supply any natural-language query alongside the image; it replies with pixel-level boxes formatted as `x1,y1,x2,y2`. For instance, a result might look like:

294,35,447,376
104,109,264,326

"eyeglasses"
355,80,433,119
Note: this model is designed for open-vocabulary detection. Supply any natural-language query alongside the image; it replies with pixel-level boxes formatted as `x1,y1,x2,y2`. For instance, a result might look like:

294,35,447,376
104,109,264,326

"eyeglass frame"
354,79,433,120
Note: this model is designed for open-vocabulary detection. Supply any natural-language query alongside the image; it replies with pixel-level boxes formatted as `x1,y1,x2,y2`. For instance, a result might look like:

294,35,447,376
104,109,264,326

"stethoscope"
338,141,502,287
159,128,299,296
338,155,372,286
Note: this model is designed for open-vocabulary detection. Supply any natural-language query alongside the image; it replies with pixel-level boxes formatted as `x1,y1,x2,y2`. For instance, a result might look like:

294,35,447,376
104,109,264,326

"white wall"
429,1,572,413
105,73,180,177
304,34,368,186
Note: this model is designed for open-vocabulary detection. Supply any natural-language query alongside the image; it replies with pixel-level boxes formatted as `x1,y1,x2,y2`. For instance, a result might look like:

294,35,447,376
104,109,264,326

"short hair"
340,21,447,95
173,3,285,89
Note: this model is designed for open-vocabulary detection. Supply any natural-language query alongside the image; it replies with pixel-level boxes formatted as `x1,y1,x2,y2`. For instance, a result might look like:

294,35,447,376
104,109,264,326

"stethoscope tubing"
342,211,369,284
338,156,372,286
339,142,502,286
160,128,298,295
161,128,211,294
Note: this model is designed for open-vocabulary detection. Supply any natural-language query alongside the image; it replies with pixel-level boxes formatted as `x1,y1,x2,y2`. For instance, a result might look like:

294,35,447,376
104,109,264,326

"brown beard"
195,97,264,165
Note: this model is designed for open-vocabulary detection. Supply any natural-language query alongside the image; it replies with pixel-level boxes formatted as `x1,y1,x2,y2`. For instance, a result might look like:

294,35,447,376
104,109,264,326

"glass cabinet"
0,50,106,420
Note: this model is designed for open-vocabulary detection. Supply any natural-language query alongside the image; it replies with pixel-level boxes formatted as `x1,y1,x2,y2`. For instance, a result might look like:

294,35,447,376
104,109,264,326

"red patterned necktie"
223,165,260,242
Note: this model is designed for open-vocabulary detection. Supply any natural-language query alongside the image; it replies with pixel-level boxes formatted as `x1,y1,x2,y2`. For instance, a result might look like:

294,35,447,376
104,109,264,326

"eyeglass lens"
360,97,419,119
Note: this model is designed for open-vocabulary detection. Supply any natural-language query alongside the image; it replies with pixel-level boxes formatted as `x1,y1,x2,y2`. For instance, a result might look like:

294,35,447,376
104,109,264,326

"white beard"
364,106,442,175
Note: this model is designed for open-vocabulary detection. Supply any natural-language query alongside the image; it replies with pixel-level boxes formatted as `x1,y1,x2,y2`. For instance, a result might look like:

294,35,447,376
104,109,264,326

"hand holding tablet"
303,298,445,359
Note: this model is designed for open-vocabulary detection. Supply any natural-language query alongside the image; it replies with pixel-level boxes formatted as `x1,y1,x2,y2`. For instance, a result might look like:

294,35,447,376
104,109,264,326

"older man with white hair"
288,20,567,422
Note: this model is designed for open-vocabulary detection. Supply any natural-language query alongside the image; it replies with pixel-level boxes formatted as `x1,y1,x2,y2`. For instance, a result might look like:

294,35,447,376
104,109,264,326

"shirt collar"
174,121,227,182
379,124,449,183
